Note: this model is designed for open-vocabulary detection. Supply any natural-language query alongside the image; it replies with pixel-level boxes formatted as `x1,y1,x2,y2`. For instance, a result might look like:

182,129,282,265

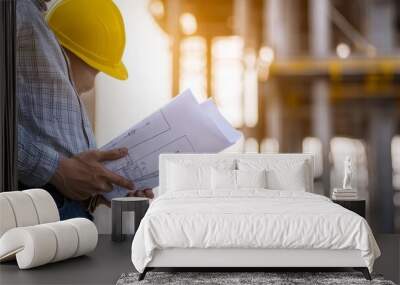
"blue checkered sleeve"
17,124,60,186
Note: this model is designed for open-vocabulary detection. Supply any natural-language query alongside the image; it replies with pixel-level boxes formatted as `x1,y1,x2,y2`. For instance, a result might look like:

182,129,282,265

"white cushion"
238,158,310,191
211,169,268,190
1,191,39,227
167,163,211,191
0,226,57,268
211,169,236,190
65,218,98,257
24,189,60,224
162,157,236,194
0,196,16,237
236,169,267,189
42,221,79,262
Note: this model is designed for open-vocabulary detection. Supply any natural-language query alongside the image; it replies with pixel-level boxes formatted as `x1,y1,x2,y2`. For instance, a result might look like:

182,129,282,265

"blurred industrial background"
83,0,400,234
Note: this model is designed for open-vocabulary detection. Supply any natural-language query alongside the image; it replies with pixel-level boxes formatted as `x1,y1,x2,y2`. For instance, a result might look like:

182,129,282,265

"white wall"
93,0,171,233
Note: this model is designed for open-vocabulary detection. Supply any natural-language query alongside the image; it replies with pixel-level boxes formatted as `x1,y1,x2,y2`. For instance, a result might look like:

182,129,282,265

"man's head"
46,0,128,92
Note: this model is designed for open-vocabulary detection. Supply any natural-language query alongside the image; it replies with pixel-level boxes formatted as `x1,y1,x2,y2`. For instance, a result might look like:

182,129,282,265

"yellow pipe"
268,57,400,77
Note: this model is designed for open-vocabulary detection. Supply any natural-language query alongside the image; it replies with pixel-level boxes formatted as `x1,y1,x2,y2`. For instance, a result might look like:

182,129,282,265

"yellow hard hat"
46,0,128,80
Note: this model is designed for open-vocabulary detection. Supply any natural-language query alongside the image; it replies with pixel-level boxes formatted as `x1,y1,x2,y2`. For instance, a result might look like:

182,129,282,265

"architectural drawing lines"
125,110,171,151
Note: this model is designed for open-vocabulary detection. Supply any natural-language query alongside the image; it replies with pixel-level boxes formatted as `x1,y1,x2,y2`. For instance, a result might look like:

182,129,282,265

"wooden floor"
0,234,399,285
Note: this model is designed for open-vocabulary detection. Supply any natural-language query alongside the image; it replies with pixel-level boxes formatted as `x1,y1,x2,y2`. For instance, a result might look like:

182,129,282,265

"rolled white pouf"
0,219,98,269
0,196,17,237
24,189,60,224
42,221,79,262
0,226,57,269
65,218,98,257
1,192,39,227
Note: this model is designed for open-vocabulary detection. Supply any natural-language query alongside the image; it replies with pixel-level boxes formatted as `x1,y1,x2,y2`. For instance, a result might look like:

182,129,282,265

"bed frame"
139,248,371,280
139,248,371,281
138,154,372,281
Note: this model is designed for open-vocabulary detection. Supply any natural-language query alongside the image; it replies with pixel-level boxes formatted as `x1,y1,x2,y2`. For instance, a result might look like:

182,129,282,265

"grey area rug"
117,272,396,285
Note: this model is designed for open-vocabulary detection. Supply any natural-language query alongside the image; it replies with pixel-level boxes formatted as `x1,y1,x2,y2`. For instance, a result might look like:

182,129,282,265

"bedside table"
332,199,366,218
111,197,150,242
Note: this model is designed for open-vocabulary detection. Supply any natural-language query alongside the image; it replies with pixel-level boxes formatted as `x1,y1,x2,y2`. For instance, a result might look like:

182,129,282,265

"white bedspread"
131,190,380,272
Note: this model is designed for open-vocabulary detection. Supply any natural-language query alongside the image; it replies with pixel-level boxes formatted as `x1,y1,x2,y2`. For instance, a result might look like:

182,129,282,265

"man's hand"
127,188,154,199
51,148,134,201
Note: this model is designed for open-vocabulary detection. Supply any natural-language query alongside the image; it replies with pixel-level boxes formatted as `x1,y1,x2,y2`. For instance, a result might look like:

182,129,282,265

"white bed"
131,154,380,280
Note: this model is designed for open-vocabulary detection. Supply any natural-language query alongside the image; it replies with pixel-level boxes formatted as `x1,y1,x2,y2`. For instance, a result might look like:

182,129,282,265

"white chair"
0,189,98,269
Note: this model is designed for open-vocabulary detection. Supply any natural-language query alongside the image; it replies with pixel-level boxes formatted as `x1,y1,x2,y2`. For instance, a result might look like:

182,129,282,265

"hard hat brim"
97,61,129,81
66,45,129,80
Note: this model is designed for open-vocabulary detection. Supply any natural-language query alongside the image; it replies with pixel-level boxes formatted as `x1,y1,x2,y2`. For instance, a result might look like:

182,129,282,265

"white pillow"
211,169,268,190
238,158,310,191
167,163,211,191
211,168,236,190
236,169,267,189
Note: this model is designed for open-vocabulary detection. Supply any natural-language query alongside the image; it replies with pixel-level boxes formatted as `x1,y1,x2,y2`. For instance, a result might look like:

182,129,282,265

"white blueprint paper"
101,90,241,200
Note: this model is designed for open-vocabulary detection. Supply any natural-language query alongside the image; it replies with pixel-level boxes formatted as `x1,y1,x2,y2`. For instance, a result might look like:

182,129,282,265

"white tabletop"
111,197,150,202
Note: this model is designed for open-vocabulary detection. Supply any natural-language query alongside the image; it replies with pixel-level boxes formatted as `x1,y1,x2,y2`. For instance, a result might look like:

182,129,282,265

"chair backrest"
0,189,59,238
159,153,314,195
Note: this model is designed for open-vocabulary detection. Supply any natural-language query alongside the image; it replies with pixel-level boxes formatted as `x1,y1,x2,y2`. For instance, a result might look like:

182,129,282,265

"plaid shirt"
16,0,96,187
